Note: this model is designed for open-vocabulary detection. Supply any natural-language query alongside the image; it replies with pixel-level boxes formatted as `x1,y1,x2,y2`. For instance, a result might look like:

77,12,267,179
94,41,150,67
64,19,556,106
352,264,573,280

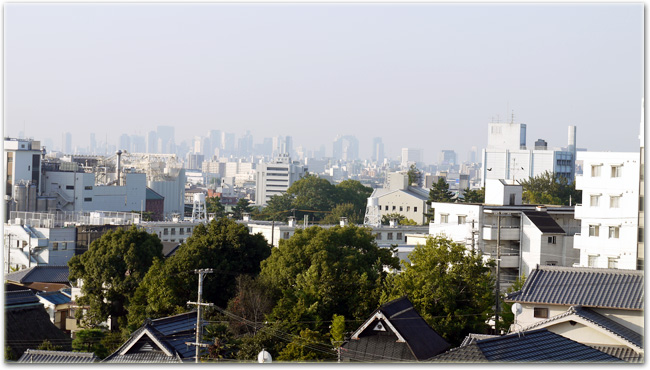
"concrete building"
372,137,385,163
368,173,430,225
481,121,576,185
573,151,641,270
255,154,307,206
401,148,422,169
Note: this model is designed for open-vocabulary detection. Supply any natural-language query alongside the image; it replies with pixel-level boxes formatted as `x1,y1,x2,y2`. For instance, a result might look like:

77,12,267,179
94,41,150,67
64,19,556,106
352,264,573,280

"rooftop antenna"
511,110,515,124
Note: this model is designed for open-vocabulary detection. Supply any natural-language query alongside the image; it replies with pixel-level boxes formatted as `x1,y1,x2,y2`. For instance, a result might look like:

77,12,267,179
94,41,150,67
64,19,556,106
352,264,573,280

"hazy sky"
4,3,644,163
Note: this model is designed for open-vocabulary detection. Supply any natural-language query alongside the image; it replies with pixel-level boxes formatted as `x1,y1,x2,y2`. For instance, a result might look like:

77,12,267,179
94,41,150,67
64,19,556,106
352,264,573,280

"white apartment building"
369,173,430,225
255,154,307,206
573,151,641,270
481,122,576,185
4,138,43,199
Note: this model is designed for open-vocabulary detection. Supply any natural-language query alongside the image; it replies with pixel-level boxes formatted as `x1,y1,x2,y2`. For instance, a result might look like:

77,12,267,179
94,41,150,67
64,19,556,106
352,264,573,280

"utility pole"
6,234,11,274
495,213,501,331
471,220,476,253
186,268,214,363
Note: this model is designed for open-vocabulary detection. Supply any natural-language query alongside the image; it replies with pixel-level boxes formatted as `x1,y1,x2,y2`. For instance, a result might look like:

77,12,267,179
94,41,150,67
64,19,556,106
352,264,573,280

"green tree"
72,329,109,358
384,236,495,346
37,339,62,351
127,218,271,331
381,213,417,226
277,328,335,361
256,193,294,221
335,180,373,208
497,273,526,333
232,198,254,220
68,227,163,330
461,187,485,203
287,175,337,221
428,177,455,203
206,196,226,218
5,346,14,361
407,164,422,186
226,275,273,336
518,171,581,206
330,314,346,348
322,203,363,225
259,225,399,359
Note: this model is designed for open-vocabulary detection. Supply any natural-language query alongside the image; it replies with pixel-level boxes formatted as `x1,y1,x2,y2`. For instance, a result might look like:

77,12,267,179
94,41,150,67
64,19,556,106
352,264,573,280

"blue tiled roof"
5,266,70,284
37,291,71,305
506,266,643,310
18,350,98,363
432,329,622,363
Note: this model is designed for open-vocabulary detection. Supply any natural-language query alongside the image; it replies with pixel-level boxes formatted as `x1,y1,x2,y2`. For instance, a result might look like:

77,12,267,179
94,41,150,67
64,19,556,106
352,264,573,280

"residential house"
4,265,70,292
340,296,450,362
36,289,73,334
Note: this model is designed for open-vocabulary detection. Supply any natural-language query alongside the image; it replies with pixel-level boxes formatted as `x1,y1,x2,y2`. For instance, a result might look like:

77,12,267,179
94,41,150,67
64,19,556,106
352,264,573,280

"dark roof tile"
522,211,565,233
18,350,98,363
5,266,70,284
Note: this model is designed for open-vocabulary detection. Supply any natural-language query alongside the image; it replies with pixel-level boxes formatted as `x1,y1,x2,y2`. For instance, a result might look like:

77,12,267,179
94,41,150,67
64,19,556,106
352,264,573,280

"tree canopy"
383,236,495,346
518,171,581,206
206,196,226,218
258,225,400,358
127,218,271,331
428,177,456,203
68,226,163,330
407,164,423,186
232,198,254,220
461,187,485,204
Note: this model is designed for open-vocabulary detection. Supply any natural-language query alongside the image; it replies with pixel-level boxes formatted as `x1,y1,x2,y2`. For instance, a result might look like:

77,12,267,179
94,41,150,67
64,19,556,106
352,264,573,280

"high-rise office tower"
372,137,385,163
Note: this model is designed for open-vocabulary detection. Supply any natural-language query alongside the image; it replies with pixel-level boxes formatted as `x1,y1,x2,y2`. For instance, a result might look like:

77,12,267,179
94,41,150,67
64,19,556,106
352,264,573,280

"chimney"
288,216,296,227
116,150,123,186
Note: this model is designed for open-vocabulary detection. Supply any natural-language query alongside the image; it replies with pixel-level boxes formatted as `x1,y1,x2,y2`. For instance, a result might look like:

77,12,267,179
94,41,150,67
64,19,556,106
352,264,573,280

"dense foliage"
461,187,485,203
68,227,163,330
383,236,495,346
127,218,270,332
518,171,581,205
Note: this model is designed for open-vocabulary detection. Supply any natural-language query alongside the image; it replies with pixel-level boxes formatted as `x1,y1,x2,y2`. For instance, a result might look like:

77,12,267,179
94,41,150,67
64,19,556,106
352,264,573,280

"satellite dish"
258,349,272,363
511,302,523,316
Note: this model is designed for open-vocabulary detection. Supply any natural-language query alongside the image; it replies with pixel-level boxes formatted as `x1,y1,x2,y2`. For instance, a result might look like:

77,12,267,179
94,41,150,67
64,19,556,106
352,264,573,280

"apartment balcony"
500,255,519,269
482,226,520,241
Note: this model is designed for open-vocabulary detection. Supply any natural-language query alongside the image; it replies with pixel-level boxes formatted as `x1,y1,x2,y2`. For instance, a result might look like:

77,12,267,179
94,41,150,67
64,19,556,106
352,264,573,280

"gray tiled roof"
4,265,70,284
505,266,643,310
5,289,40,307
432,329,622,363
18,350,98,363
590,346,644,363
37,291,71,305
459,333,499,347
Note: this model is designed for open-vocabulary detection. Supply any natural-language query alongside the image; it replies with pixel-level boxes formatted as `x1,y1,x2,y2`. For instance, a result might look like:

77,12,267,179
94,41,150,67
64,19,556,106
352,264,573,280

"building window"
66,185,74,190
396,232,402,240
187,227,192,233
407,206,410,212
588,255,598,267
385,206,388,211
611,165,622,178
84,197,92,202
376,233,382,240
61,242,67,250
608,226,620,239
179,228,184,235
591,164,602,177
639,227,644,243
589,225,599,237
545,261,558,266
399,206,403,212
610,196,621,208
414,207,418,212
171,228,176,235
441,214,448,223
590,195,600,207
52,242,58,251
84,186,93,190
458,215,466,225
163,228,168,235
640,196,644,212
547,236,556,244
533,307,549,318
608,257,619,269
283,232,290,239
392,206,396,211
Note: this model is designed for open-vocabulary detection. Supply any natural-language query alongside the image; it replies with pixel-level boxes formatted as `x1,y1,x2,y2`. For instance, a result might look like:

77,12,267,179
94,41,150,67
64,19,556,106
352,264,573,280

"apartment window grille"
608,257,619,269
163,228,168,235
61,242,67,250
66,185,74,190
441,214,449,223
396,232,402,240
84,197,92,202
52,242,58,251
608,226,620,239
187,227,191,233
179,228,184,235
534,307,549,318
610,196,621,208
376,233,382,240
611,165,622,178
591,165,602,177
84,186,93,190
589,225,599,237
171,228,176,236
387,232,393,240
590,195,600,207
458,216,466,225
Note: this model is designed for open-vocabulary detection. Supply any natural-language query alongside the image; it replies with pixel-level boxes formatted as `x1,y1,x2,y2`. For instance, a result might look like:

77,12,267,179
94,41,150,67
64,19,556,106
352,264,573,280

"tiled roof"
342,297,449,362
590,346,644,363
432,329,622,363
519,305,643,349
522,211,565,233
460,333,499,347
18,350,98,363
37,291,71,305
5,304,72,359
5,290,40,307
5,266,70,284
103,311,199,363
505,266,643,310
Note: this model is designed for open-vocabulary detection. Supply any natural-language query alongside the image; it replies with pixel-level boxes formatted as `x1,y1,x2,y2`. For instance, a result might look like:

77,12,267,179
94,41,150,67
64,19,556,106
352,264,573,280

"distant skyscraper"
221,132,235,156
157,125,175,154
372,137,385,163
119,134,131,152
147,131,158,153
237,131,253,157
62,132,72,153
131,135,146,153
439,150,457,166
208,130,221,157
285,136,293,157
333,135,359,161
89,133,97,155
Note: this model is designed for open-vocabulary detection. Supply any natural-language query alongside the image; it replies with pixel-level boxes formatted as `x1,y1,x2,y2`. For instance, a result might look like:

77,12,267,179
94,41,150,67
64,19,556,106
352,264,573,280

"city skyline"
4,3,644,164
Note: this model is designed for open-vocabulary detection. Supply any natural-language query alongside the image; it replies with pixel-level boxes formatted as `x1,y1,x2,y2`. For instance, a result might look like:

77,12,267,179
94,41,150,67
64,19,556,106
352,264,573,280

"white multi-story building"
481,122,576,185
255,154,307,206
369,173,430,225
573,151,641,270
400,148,422,169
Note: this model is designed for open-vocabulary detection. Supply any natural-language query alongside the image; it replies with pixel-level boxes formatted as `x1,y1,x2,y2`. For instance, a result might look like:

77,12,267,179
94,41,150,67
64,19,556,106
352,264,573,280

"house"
431,328,621,363
36,289,73,333
18,349,98,363
103,311,202,363
505,265,643,362
340,296,450,362
4,265,70,292
5,290,72,360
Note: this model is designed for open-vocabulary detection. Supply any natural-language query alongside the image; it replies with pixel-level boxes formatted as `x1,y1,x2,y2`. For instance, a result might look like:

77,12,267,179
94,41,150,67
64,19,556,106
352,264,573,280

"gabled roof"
370,187,428,202
103,311,199,363
343,296,449,361
432,329,622,363
18,350,98,363
5,289,40,307
460,333,499,347
37,290,72,305
505,266,643,310
5,304,72,359
5,265,70,284
518,305,643,350
521,210,565,233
